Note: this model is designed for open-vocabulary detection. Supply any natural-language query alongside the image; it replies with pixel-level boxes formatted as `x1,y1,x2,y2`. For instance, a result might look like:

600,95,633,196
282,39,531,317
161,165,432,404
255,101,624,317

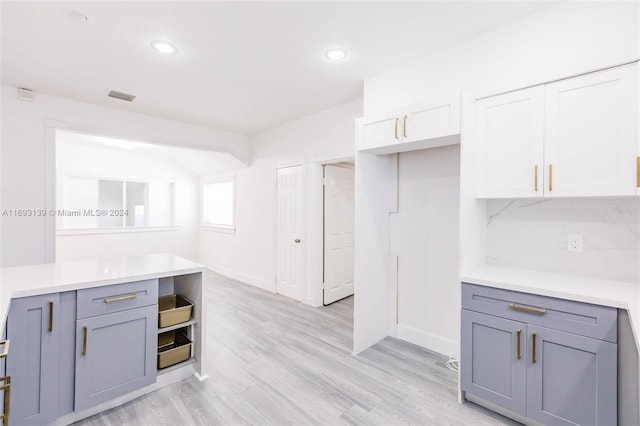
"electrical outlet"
568,234,583,253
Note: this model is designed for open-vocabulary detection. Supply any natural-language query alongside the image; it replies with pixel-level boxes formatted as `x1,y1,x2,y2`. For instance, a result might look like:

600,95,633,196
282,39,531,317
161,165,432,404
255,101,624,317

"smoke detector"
18,88,34,102
107,90,136,102
68,9,93,23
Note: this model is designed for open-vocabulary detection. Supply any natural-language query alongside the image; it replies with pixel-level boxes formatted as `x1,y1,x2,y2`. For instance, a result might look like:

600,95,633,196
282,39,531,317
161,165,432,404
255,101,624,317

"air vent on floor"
107,90,136,102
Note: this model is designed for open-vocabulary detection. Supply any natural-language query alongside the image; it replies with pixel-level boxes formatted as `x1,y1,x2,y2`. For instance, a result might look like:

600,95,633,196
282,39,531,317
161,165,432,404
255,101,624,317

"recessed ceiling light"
151,40,178,55
325,48,348,61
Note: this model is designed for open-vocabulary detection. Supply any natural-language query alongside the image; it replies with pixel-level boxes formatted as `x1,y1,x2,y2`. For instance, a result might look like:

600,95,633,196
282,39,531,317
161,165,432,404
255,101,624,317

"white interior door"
323,164,355,305
276,166,304,301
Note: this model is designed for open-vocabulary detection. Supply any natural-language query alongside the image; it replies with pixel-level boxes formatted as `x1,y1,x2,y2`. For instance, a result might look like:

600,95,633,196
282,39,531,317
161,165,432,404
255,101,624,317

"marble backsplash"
486,198,640,282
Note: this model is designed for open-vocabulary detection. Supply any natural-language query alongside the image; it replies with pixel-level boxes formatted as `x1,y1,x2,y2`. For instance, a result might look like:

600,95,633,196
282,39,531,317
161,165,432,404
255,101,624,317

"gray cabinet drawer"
77,279,158,319
462,283,617,343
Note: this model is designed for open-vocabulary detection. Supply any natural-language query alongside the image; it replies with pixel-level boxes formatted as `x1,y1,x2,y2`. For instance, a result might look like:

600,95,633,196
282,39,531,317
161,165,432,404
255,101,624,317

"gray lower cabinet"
5,279,159,424
75,304,157,411
5,293,61,425
461,283,617,426
527,326,617,426
461,310,527,415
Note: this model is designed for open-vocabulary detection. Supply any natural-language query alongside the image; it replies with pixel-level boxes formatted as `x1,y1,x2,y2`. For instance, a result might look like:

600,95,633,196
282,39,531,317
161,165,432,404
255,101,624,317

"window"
202,179,235,230
58,176,175,230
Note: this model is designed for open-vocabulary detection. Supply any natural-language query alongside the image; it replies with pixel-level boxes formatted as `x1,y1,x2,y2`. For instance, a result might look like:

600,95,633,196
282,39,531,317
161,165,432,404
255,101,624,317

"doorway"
275,165,305,300
323,163,355,305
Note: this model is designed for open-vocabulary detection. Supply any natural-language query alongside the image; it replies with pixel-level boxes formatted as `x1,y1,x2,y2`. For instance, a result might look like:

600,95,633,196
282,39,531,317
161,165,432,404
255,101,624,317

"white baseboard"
396,324,459,359
207,263,276,292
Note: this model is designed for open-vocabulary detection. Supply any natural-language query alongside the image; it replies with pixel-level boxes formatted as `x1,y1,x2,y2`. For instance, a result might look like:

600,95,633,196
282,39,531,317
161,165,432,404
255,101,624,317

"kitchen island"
0,253,207,425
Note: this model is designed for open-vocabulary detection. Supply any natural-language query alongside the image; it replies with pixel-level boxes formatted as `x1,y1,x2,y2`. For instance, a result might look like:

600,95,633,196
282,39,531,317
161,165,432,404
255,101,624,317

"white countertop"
462,264,640,345
0,253,205,327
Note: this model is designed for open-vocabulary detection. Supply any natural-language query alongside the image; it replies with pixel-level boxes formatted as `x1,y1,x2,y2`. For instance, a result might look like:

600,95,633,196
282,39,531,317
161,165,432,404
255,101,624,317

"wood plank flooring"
75,271,519,425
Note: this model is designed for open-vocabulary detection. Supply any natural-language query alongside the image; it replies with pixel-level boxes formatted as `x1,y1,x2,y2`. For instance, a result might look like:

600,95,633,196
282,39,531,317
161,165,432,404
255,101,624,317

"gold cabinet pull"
548,164,553,191
82,326,88,356
402,115,408,138
516,329,522,360
394,118,399,139
0,341,10,359
532,332,537,363
534,165,539,192
104,293,137,303
0,375,11,425
510,304,546,315
48,301,53,332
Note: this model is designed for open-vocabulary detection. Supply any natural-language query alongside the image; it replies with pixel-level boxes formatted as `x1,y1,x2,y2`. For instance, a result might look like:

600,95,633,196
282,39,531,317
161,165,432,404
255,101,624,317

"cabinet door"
544,63,638,196
403,96,460,143
358,111,402,151
5,294,60,425
527,326,617,426
75,305,157,411
461,310,527,415
475,86,544,198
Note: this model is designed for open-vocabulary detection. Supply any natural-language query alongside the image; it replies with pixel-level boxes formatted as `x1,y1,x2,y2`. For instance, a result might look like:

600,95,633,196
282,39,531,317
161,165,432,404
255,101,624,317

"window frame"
201,176,236,233
56,173,177,234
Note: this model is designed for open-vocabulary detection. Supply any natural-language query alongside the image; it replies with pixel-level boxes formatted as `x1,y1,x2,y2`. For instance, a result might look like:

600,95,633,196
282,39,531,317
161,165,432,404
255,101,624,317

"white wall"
0,85,249,267
360,1,639,355
199,99,363,303
55,139,200,262
391,145,460,357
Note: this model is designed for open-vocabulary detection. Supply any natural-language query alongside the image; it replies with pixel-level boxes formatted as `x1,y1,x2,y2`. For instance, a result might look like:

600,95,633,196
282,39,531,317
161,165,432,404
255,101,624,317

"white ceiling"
2,1,557,135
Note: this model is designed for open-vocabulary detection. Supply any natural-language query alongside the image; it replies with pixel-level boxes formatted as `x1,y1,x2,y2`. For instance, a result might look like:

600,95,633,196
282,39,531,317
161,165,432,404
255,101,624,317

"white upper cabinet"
476,62,638,198
403,99,460,144
358,109,403,151
476,86,545,198
544,64,638,197
357,95,460,155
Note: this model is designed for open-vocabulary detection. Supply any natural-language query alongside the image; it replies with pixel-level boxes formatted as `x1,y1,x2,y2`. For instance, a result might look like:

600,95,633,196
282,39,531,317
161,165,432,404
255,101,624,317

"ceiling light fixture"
325,48,348,61
151,40,178,55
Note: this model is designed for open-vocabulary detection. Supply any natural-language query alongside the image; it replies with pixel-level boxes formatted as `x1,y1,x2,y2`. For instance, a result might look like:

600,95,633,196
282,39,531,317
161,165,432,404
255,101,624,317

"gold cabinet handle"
532,332,537,364
394,117,399,139
0,375,11,425
82,326,88,356
534,165,539,192
510,304,546,315
516,329,522,360
48,301,53,332
104,293,137,303
402,115,407,138
548,164,553,191
0,341,10,359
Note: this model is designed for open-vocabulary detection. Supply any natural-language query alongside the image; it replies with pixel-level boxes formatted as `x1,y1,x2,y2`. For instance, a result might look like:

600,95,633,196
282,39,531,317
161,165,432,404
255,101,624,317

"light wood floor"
75,271,518,425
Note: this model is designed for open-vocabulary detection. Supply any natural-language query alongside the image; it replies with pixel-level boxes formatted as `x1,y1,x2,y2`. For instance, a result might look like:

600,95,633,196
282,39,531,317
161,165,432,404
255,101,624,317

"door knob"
294,239,301,243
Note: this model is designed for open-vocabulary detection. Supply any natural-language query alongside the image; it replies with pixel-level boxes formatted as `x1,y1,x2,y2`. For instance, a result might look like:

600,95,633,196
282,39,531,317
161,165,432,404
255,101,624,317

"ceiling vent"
18,88,34,102
107,90,136,102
